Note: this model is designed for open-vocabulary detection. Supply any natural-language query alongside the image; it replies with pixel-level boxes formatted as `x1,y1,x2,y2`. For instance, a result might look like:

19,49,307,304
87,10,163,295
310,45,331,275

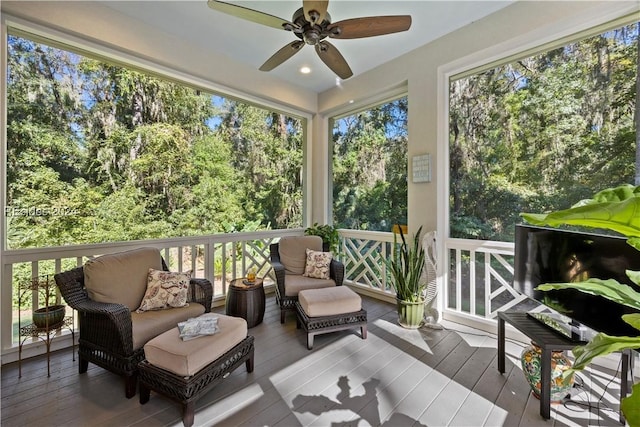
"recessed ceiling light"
300,66,311,74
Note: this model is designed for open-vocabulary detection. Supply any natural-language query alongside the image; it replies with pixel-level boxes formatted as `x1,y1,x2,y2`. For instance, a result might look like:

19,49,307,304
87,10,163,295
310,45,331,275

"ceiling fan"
207,0,412,80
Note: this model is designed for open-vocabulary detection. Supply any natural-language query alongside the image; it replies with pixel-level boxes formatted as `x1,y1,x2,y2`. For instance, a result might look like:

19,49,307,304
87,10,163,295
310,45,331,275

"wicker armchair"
270,236,344,323
54,250,213,399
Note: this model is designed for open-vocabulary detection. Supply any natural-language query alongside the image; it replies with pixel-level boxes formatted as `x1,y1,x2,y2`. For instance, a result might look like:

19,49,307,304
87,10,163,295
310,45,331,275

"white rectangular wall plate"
412,154,431,183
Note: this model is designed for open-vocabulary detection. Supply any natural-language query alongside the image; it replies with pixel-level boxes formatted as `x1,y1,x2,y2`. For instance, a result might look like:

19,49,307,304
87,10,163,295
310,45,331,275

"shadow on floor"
291,375,427,426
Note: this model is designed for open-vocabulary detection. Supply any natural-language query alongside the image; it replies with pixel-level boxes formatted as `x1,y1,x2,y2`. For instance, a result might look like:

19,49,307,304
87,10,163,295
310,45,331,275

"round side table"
226,278,265,328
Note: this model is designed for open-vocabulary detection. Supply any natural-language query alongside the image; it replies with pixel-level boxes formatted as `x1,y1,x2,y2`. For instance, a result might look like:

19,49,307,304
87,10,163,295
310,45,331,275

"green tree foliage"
333,97,408,231
450,23,639,241
6,34,304,249
215,101,304,229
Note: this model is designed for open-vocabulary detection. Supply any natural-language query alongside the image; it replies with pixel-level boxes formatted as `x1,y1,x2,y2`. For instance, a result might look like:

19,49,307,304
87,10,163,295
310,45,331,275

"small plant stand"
17,275,75,378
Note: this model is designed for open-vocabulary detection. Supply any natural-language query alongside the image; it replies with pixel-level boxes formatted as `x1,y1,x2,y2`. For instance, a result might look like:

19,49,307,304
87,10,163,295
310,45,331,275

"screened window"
5,33,304,249
331,97,408,231
449,22,639,241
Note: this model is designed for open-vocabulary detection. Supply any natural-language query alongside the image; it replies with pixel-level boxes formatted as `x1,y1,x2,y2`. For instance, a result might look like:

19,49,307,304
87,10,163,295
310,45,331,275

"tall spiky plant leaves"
386,226,426,302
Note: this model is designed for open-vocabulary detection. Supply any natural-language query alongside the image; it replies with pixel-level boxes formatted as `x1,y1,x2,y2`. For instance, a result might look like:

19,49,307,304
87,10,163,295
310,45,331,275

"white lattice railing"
444,238,531,320
339,231,530,322
1,229,304,354
339,230,395,299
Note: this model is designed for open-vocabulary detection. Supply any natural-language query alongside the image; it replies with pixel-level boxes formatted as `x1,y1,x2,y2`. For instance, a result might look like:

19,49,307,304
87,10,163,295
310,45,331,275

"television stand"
497,311,631,423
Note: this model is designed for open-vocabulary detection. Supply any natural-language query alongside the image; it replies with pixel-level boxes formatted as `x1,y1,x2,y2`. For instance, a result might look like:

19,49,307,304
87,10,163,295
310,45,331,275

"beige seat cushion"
299,286,361,317
131,303,205,350
84,247,163,311
144,314,248,377
278,236,323,275
284,273,335,297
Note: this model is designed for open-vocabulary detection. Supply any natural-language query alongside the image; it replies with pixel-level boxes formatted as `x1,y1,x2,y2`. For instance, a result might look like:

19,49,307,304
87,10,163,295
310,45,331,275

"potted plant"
305,223,340,254
521,183,640,426
24,275,66,328
387,225,426,329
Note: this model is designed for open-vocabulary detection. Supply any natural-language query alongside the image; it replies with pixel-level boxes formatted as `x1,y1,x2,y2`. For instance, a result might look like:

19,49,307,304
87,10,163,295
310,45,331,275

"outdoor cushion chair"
54,247,213,398
269,235,344,323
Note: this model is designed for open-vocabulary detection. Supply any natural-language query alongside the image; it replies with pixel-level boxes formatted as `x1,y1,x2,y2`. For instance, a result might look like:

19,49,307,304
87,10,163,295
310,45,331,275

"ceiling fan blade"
259,41,305,72
327,16,412,39
207,0,294,31
315,41,353,80
303,0,328,25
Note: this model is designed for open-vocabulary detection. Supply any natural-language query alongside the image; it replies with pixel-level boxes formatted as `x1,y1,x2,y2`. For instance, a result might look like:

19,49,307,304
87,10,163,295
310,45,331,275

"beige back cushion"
84,247,163,311
278,236,323,275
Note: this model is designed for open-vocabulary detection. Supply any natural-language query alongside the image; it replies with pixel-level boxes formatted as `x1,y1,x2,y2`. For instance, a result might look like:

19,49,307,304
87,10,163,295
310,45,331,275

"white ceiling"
101,1,513,93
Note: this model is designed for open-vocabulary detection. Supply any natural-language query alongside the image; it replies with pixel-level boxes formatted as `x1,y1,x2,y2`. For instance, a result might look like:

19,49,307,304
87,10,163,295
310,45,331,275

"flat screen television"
513,224,640,338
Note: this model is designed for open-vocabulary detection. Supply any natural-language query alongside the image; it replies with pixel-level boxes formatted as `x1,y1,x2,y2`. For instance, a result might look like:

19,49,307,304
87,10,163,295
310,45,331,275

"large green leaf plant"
521,184,640,425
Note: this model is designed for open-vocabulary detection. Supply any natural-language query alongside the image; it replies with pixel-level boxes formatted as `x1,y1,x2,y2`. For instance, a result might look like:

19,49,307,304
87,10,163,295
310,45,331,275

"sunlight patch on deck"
266,331,504,426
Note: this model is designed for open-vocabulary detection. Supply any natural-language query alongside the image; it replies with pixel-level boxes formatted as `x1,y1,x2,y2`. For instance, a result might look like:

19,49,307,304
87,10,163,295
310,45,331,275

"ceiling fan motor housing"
290,7,331,46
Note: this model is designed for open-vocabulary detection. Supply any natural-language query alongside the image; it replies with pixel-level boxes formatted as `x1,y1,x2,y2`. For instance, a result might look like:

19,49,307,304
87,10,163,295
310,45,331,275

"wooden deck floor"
1,294,628,427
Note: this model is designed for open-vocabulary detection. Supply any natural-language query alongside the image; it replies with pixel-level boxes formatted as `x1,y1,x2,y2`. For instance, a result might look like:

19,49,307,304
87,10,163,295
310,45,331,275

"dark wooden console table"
497,311,631,422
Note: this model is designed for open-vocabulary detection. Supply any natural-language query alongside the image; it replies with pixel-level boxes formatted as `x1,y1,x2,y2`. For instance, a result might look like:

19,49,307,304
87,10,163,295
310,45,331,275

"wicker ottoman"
295,286,367,350
138,314,254,427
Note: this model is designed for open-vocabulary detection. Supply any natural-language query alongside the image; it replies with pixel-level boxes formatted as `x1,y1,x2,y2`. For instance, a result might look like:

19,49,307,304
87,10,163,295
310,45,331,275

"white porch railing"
444,238,534,320
1,229,304,357
2,229,532,360
339,231,533,327
339,229,396,301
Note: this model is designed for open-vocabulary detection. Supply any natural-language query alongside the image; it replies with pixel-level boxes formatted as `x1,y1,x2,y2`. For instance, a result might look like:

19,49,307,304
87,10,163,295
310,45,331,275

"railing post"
484,253,492,319
455,248,462,312
469,250,476,316
205,240,214,291
1,263,14,351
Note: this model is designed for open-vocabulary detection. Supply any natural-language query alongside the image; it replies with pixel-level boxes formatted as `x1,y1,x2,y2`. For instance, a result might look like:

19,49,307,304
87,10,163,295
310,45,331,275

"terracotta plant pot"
32,304,66,328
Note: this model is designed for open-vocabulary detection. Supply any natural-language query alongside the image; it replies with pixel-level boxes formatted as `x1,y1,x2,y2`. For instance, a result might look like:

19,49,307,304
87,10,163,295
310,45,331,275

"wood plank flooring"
1,293,628,427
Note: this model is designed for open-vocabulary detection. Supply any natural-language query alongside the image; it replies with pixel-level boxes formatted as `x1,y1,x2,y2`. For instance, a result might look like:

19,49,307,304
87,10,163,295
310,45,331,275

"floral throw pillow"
136,269,191,313
303,248,333,279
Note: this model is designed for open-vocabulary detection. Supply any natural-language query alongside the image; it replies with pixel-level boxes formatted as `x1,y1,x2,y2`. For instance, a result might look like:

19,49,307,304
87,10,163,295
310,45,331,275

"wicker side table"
226,278,265,328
